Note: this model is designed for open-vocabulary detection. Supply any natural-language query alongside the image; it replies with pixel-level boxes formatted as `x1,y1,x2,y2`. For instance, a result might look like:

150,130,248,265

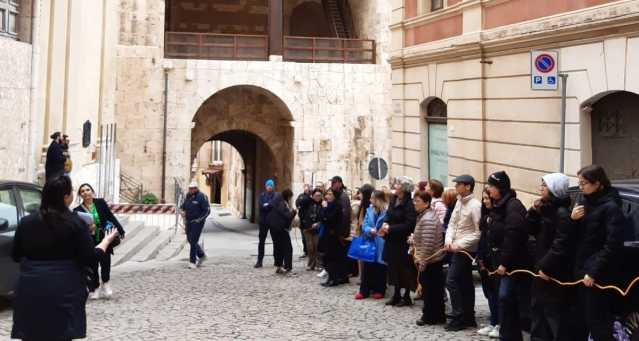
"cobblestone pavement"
0,211,497,341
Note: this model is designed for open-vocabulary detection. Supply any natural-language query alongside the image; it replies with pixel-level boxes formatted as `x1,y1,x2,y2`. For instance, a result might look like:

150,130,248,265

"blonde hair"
442,187,458,206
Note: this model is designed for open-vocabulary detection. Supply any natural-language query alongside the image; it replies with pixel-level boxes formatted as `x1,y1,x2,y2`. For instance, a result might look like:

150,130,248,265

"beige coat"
445,194,481,252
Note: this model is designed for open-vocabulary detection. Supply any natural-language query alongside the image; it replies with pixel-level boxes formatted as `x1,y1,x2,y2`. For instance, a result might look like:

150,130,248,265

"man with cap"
45,132,66,182
444,174,482,331
485,170,530,341
180,180,211,269
255,179,276,268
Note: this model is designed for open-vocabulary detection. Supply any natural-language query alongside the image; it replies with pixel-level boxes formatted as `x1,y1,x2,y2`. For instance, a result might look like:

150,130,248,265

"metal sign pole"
559,74,568,173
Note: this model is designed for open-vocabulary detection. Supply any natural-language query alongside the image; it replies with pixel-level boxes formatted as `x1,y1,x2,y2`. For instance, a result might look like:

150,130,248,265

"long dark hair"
77,183,96,203
578,164,611,190
282,189,293,202
359,184,374,217
41,176,73,226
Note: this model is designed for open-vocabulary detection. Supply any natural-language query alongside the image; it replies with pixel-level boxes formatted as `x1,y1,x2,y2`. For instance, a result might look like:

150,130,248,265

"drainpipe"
559,74,568,173
161,69,169,203
28,0,42,181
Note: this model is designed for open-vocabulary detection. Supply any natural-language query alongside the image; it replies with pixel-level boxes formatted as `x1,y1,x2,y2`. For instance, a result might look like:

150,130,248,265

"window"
0,0,18,38
0,189,18,231
18,189,41,216
431,0,444,11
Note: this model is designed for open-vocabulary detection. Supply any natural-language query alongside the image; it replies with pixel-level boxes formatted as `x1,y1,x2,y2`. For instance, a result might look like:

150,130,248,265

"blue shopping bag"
348,236,377,263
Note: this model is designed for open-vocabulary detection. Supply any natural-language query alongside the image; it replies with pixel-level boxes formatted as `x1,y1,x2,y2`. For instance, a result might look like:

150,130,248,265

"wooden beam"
268,0,283,55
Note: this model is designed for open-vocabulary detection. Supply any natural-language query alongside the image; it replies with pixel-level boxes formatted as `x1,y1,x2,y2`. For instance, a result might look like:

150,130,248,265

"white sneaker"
188,262,198,269
489,325,500,338
89,290,101,300
478,325,495,336
101,282,113,299
317,269,328,278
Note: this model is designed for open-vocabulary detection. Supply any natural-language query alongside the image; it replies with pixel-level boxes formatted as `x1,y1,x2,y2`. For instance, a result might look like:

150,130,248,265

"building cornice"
390,0,639,69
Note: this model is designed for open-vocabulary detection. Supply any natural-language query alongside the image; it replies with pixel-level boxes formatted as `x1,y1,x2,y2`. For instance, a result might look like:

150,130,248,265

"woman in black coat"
11,176,119,341
266,189,297,275
74,183,126,300
567,165,625,341
380,177,417,307
318,189,347,287
525,173,573,341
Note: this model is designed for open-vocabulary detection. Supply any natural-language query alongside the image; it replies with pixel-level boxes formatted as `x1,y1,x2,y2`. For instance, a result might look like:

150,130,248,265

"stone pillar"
268,0,283,56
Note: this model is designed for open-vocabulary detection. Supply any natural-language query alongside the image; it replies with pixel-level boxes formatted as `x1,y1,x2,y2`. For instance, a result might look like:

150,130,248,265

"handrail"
165,32,269,61
283,36,375,64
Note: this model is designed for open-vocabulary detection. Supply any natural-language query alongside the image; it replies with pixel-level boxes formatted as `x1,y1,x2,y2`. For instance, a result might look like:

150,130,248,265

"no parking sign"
531,50,559,90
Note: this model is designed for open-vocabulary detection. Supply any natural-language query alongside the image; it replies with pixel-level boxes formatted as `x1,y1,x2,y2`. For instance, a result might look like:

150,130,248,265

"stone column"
268,0,283,56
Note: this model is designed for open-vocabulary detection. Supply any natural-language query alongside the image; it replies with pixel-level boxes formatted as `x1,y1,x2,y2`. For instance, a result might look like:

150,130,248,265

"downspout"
27,0,42,181
161,69,169,203
479,46,490,186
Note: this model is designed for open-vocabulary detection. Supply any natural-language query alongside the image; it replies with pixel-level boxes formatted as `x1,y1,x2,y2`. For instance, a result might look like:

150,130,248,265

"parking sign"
531,50,559,90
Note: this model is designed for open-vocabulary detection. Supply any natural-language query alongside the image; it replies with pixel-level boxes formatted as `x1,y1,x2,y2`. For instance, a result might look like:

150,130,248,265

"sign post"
531,50,559,91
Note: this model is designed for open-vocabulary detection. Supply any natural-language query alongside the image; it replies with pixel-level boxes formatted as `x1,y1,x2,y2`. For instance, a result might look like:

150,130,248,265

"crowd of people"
255,164,628,341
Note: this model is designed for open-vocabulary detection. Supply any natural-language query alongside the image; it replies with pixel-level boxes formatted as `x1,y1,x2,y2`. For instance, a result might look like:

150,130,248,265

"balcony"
165,32,269,61
283,36,375,64
165,32,376,64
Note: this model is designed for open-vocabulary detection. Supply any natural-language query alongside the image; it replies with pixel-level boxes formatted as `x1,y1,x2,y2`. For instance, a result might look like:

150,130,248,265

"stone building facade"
114,0,392,220
390,0,639,204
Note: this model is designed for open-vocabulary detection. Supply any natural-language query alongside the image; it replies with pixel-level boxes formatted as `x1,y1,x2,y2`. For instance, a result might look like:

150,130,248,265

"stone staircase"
111,216,186,266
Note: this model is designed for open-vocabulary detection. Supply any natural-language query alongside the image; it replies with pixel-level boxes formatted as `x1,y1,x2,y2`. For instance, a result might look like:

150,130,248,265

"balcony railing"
283,36,375,64
165,32,269,61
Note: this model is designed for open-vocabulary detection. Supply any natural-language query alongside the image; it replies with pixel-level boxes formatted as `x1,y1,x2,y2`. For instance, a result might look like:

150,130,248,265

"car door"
0,185,19,295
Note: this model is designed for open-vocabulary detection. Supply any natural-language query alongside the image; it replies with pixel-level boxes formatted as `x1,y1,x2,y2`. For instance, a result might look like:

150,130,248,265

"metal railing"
165,32,269,61
173,177,186,234
120,172,143,204
283,36,375,64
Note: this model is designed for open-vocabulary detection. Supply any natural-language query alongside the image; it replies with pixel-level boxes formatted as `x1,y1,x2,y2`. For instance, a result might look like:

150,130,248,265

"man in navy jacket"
180,181,210,269
255,179,276,268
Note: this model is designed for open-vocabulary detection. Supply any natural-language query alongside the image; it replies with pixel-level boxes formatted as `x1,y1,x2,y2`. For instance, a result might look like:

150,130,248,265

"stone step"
121,220,145,240
131,228,173,262
156,231,187,261
112,224,160,266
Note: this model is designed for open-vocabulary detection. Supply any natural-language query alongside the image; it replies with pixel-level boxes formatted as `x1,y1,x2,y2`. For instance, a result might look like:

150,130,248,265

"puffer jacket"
413,208,444,265
489,190,531,270
445,194,481,252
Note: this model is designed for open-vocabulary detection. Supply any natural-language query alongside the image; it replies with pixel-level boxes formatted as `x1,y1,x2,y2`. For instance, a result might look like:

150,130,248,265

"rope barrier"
417,247,639,297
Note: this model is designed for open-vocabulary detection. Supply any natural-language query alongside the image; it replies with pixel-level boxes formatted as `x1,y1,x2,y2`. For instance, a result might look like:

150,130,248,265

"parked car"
0,181,42,297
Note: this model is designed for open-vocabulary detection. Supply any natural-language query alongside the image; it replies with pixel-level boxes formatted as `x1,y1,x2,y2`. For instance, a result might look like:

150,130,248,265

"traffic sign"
531,50,559,90
368,157,388,180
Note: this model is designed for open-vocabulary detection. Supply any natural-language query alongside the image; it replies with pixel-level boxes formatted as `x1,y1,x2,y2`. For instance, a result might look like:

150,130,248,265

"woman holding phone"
74,183,126,300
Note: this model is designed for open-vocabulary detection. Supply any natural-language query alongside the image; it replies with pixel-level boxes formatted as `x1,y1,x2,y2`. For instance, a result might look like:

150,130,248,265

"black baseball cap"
453,174,475,187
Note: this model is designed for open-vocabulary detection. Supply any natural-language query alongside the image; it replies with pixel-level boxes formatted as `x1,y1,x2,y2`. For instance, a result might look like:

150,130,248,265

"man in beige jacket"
444,174,482,331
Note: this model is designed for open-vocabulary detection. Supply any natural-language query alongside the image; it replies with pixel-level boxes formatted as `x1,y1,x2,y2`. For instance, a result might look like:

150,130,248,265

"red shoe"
372,293,384,300
355,292,365,300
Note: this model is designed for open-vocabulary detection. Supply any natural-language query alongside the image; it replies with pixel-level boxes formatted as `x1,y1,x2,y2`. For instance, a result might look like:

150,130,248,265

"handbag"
347,235,377,263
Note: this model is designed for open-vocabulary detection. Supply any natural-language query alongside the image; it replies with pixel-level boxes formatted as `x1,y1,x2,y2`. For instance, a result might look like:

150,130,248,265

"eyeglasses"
578,180,590,186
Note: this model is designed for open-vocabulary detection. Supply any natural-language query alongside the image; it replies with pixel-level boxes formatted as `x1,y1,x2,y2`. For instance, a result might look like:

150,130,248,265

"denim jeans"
186,221,205,264
257,223,272,264
480,269,500,326
498,275,531,341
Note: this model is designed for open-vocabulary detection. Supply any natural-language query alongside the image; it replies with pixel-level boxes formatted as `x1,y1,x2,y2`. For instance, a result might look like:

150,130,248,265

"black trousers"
91,252,111,289
419,260,446,323
360,261,387,296
530,296,568,341
257,223,274,263
446,253,475,323
323,238,348,281
272,229,293,270
499,274,531,341
574,287,615,341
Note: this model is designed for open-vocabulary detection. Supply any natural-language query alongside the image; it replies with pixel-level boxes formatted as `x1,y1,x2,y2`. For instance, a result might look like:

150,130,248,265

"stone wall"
0,38,32,181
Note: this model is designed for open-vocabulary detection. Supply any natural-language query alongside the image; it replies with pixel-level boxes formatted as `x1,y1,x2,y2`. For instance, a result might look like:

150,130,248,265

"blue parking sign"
547,76,556,85
533,76,542,85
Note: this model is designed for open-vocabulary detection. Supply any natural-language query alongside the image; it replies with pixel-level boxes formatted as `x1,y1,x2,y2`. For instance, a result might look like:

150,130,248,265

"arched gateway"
191,85,294,222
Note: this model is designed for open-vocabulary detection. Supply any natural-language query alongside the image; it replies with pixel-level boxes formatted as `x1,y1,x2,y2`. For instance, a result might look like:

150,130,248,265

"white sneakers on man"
317,269,328,278
101,282,113,299
188,262,198,269
89,290,101,300
478,325,499,338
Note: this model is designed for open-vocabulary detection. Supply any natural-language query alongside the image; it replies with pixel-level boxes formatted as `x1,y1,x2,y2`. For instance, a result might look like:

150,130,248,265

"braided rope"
417,247,639,297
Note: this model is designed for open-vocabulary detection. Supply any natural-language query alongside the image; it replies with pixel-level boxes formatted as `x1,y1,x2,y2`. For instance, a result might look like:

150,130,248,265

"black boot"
396,292,413,307
254,260,263,268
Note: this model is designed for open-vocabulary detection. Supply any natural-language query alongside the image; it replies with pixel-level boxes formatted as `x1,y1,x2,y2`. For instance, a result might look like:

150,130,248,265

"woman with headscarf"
379,176,417,307
525,173,573,341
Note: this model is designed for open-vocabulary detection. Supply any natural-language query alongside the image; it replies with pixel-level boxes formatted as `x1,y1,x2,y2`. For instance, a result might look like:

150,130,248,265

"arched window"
582,91,639,180
421,97,448,184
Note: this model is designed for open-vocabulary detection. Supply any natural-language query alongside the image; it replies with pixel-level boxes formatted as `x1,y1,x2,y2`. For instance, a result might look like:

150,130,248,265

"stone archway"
581,90,639,180
191,85,294,222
